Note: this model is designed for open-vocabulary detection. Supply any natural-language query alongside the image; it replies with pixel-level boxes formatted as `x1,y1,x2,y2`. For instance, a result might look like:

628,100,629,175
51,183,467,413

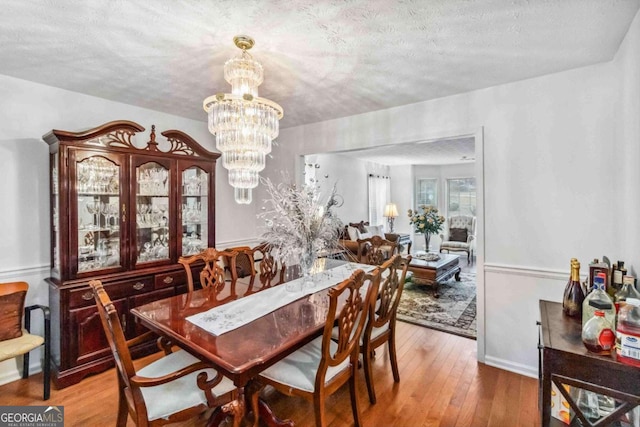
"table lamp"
383,203,399,233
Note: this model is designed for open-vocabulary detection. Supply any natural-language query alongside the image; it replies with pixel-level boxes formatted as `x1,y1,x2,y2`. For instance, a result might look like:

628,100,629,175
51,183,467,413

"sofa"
339,221,400,261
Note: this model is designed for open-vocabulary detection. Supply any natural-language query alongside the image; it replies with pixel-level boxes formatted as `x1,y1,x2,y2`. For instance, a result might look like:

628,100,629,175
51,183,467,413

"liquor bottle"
582,310,615,354
615,275,640,312
582,274,615,330
616,298,640,367
610,260,625,298
563,259,585,318
588,258,609,294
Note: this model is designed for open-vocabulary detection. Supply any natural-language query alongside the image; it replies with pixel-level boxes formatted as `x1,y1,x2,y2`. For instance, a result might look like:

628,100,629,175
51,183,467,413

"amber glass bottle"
563,259,585,317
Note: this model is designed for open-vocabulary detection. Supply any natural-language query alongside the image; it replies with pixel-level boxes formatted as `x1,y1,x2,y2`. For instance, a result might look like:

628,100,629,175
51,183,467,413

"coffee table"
408,253,461,298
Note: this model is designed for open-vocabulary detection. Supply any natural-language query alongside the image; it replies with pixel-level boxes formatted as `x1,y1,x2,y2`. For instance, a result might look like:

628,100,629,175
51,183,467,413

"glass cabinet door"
76,155,122,273
51,154,61,278
135,161,170,264
181,166,209,255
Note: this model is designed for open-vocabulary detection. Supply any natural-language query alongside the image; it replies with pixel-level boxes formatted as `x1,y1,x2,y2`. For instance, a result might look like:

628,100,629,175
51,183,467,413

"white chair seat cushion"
367,324,388,342
0,330,44,361
137,350,235,421
260,336,350,393
441,241,469,250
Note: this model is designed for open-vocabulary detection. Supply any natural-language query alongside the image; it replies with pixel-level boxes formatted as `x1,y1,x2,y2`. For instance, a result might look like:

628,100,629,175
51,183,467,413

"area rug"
397,272,477,339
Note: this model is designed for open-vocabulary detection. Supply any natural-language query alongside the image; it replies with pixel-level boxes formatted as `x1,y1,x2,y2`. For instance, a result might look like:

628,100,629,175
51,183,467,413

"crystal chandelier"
203,35,284,204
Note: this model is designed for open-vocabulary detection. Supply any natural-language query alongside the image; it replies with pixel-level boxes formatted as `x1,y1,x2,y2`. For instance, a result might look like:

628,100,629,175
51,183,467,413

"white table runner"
186,262,375,336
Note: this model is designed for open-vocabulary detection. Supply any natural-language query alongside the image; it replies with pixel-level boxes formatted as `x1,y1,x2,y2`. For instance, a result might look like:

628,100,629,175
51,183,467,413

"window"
415,178,437,209
368,174,390,226
447,178,476,216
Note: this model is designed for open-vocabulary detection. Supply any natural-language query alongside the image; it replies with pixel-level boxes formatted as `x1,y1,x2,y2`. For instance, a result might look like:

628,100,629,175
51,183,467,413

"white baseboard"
0,361,43,387
484,355,538,379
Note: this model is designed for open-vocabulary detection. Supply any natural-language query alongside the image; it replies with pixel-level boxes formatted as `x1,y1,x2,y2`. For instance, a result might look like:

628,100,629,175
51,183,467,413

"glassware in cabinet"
75,154,123,274
51,153,61,278
181,166,209,256
135,161,171,264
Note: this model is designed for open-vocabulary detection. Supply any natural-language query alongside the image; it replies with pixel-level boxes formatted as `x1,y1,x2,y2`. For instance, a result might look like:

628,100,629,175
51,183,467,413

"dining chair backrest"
179,248,238,293
360,254,411,404
224,243,285,294
318,268,381,384
222,246,255,279
90,280,137,396
368,254,410,331
252,243,286,288
356,235,399,266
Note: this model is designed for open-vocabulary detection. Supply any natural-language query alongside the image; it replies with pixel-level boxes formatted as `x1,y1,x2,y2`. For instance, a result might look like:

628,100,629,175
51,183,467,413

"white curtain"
368,174,390,227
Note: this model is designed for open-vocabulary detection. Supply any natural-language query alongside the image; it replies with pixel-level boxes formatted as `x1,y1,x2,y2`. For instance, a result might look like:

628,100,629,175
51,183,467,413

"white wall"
0,75,258,384
617,10,640,275
271,9,640,377
302,153,369,222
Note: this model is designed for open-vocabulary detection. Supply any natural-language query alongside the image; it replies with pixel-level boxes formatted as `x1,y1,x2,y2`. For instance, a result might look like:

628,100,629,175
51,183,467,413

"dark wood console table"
539,300,640,426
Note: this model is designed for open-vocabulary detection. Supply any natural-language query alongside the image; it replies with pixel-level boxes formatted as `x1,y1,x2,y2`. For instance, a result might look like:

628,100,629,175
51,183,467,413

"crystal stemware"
86,200,99,229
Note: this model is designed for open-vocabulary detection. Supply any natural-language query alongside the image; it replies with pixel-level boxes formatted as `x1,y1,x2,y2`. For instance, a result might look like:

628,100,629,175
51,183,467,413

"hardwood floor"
0,322,539,426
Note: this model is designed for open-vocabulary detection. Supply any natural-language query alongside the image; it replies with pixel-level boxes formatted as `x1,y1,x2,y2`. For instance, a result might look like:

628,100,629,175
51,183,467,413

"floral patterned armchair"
439,215,476,264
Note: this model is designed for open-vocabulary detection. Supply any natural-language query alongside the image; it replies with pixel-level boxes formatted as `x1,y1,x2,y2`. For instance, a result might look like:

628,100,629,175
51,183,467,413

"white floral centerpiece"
407,205,445,252
260,177,342,288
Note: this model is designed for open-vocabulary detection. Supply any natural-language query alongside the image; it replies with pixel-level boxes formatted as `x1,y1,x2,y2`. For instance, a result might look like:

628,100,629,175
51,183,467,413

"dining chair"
0,281,50,400
361,254,411,404
356,235,400,266
257,268,381,427
223,243,286,294
179,248,238,296
89,280,239,427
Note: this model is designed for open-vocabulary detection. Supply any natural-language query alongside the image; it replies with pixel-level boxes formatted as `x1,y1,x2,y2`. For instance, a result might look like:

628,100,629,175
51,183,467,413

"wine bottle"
563,259,585,317
610,260,625,298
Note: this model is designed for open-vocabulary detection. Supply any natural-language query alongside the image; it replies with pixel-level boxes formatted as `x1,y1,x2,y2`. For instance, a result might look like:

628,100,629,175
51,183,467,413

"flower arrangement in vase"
407,205,445,252
260,176,342,289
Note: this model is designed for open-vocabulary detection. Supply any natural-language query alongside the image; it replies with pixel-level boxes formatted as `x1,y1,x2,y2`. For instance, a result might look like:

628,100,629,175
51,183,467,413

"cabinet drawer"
155,271,186,289
69,277,154,308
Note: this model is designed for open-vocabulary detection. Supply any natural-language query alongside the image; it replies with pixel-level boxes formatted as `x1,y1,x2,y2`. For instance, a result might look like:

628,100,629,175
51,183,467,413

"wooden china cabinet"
44,120,219,388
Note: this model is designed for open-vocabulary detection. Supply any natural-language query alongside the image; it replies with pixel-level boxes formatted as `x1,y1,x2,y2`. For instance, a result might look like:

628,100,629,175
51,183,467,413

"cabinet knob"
163,276,174,284
82,291,93,301
133,282,145,290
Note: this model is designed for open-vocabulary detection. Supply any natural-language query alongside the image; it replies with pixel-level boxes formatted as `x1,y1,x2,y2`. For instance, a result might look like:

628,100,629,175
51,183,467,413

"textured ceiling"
0,0,638,129
335,137,475,165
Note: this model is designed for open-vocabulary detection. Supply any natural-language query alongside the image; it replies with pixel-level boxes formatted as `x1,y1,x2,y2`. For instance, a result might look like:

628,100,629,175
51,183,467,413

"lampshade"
203,35,284,204
383,203,399,218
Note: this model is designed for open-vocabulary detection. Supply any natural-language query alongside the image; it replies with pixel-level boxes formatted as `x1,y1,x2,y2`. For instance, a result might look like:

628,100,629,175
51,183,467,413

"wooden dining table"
130,259,364,427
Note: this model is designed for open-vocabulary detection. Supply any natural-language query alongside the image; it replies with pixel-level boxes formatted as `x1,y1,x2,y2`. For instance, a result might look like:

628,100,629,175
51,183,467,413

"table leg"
455,269,461,281
207,388,245,427
247,379,294,427
541,350,551,427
